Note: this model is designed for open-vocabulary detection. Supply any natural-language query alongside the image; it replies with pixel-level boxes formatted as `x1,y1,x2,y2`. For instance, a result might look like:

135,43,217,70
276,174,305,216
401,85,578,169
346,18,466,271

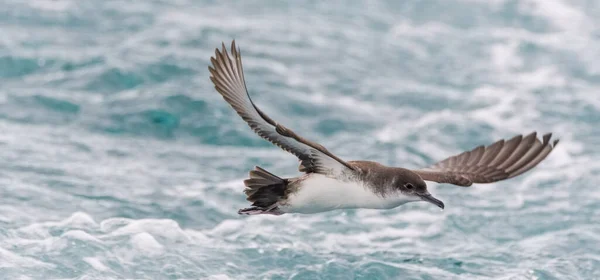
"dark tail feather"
240,166,287,213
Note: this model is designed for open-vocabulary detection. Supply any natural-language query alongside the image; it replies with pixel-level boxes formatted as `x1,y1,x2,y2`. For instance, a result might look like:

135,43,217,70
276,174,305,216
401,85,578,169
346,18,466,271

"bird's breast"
281,174,412,214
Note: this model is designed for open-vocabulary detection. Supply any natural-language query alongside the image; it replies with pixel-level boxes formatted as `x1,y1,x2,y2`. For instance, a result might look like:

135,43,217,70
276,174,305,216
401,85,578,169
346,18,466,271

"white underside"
280,174,419,214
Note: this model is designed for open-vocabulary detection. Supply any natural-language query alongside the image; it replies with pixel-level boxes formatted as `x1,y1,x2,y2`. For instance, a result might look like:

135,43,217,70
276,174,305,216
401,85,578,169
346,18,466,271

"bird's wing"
412,132,558,187
209,40,355,176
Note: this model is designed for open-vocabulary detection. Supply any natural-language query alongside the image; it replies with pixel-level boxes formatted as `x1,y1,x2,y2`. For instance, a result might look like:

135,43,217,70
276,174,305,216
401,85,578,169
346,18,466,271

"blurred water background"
0,0,599,279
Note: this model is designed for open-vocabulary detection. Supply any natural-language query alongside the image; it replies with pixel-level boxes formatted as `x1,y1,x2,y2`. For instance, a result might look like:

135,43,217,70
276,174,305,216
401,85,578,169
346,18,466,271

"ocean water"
0,0,599,279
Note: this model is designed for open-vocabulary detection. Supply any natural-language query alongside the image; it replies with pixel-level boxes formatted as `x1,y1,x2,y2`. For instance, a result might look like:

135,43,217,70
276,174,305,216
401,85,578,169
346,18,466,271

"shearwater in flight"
208,40,559,216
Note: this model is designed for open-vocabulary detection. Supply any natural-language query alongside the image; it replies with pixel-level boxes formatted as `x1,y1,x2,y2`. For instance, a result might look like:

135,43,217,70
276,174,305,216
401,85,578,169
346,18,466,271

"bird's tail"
238,166,287,215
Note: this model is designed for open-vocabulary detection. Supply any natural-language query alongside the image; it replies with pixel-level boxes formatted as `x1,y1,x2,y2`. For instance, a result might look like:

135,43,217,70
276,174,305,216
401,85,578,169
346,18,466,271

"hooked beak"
418,193,445,209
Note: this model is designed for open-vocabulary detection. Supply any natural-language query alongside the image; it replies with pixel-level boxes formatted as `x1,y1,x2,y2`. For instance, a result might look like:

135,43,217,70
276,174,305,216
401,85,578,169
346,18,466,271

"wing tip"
211,39,238,56
539,131,559,148
210,39,238,68
417,130,560,187
519,131,558,149
209,39,247,97
525,131,537,139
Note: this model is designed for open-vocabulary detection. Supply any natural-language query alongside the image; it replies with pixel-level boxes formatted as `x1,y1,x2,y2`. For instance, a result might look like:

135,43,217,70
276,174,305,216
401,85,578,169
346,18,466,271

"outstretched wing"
208,40,354,176
412,132,558,187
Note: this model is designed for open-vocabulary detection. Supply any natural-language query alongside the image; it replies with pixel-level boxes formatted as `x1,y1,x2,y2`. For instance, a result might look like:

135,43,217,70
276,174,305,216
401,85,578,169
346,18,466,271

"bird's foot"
238,206,283,216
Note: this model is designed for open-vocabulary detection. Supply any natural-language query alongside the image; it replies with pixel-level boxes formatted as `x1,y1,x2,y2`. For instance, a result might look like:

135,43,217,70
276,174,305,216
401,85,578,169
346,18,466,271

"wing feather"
209,40,354,176
413,132,558,186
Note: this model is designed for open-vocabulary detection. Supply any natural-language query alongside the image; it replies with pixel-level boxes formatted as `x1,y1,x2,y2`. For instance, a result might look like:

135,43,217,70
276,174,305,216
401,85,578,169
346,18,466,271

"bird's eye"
405,183,414,190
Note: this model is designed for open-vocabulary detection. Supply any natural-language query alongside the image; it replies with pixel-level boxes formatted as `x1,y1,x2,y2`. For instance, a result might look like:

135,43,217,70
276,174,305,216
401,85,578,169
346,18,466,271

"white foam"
102,219,190,243
522,0,592,33
160,182,206,198
60,212,98,229
14,212,98,241
489,40,523,71
0,247,55,268
29,0,71,11
209,219,245,236
391,21,456,40
131,232,164,255
60,230,104,244
206,275,233,280
83,257,110,272
1,1,599,278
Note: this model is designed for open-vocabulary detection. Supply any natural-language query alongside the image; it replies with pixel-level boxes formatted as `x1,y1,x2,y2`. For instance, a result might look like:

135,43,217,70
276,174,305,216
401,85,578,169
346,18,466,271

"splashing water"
0,0,599,279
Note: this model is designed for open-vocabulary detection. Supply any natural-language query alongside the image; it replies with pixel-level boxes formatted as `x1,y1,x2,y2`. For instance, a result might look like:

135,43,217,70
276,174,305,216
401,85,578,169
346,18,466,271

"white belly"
281,174,415,214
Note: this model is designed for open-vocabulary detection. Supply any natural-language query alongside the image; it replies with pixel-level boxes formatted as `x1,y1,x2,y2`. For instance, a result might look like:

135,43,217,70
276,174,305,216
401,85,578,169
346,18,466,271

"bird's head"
393,169,444,209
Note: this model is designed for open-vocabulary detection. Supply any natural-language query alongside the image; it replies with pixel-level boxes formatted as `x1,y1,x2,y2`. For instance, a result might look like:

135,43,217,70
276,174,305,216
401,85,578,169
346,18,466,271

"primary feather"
412,132,559,186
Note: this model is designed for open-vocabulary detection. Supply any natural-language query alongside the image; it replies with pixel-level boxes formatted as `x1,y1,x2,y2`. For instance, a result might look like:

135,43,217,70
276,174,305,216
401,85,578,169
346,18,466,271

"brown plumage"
243,166,288,208
412,132,558,186
208,41,354,176
208,40,559,215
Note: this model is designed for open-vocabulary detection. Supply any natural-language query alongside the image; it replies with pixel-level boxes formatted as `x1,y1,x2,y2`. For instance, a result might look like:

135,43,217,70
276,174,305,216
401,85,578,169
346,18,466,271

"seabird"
208,40,559,215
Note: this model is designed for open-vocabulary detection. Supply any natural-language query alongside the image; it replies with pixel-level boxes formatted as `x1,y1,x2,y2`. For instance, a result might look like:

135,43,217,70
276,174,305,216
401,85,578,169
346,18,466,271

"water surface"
0,0,599,279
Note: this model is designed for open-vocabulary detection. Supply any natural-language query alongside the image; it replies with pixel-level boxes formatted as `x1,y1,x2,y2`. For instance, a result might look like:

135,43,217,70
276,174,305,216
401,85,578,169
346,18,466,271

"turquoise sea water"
1,0,599,279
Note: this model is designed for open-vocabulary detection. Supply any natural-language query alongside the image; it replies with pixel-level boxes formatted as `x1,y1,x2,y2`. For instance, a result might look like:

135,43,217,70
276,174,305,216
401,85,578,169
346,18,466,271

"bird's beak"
418,193,445,209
